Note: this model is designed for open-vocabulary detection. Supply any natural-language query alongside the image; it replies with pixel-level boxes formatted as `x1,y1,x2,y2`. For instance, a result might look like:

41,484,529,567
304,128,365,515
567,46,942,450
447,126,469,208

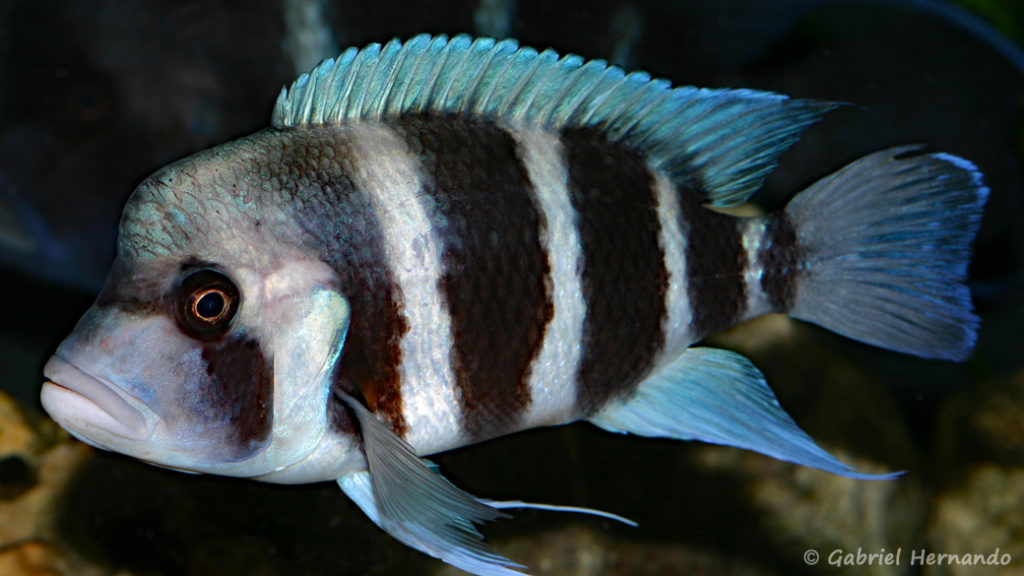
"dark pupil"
195,291,225,320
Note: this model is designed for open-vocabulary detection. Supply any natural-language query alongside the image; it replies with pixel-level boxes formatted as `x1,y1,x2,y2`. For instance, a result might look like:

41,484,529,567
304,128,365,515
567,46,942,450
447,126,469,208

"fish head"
41,147,361,480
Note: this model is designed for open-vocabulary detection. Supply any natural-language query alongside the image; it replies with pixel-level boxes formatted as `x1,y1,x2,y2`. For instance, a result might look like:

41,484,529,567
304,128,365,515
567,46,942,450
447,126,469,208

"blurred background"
0,1,1022,574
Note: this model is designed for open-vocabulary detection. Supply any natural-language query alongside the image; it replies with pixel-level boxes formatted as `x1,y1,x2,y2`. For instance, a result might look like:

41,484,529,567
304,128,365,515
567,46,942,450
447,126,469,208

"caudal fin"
785,146,988,361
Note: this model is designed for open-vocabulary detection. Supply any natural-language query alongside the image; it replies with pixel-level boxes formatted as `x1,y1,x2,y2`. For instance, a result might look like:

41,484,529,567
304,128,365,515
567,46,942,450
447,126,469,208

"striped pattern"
562,127,669,415
652,172,693,358
508,128,587,429
757,213,802,314
734,214,806,325
294,115,801,453
677,195,749,340
336,123,463,451
266,127,410,438
392,117,552,441
200,335,273,459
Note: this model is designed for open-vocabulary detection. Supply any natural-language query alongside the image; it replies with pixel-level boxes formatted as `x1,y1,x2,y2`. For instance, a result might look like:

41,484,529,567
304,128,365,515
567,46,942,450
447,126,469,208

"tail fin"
785,146,988,361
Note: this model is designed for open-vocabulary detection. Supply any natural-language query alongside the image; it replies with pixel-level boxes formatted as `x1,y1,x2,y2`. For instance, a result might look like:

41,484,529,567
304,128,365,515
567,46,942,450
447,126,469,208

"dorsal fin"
272,34,835,206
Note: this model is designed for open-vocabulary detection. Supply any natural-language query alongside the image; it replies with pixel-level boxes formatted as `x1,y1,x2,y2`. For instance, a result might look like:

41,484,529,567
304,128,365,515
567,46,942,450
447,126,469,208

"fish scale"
561,126,668,415
40,35,988,576
678,193,750,339
393,117,549,441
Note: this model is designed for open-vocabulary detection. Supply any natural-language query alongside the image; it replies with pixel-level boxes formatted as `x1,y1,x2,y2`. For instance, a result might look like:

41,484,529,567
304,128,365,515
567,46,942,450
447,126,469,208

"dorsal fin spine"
348,43,382,119
572,67,628,127
418,36,460,114
462,37,506,112
598,74,658,137
310,58,336,124
320,49,352,123
469,40,520,114
551,59,609,126
300,70,319,124
501,48,556,122
376,40,414,119
394,37,428,114
290,71,311,125
367,41,401,119
607,82,674,144
308,58,330,124
494,47,540,119
395,35,436,114
536,54,585,125
320,47,356,123
462,39,508,114
434,36,476,112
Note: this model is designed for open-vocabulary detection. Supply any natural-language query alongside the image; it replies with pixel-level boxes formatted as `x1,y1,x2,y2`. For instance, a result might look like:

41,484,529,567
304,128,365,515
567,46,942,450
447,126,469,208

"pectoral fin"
336,393,526,576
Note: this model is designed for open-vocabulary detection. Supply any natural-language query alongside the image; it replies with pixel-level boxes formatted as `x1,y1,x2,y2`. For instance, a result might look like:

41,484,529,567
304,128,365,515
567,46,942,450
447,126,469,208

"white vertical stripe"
343,123,462,454
652,173,695,358
740,219,771,322
509,127,586,428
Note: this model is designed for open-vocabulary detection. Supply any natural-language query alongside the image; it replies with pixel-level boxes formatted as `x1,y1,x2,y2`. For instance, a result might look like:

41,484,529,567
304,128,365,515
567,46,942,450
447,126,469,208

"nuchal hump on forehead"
117,129,352,264
41,34,987,576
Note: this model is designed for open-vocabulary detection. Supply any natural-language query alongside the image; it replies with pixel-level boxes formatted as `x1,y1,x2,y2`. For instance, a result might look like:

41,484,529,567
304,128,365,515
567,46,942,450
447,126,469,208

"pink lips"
41,356,150,442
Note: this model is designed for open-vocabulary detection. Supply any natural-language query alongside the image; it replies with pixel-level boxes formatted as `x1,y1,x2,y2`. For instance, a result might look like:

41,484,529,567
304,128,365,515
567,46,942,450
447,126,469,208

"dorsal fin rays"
352,42,391,119
397,35,447,114
418,35,466,113
308,58,334,125
467,40,522,114
372,41,411,119
435,36,483,112
458,39,510,114
497,48,558,122
316,48,353,123
272,34,835,206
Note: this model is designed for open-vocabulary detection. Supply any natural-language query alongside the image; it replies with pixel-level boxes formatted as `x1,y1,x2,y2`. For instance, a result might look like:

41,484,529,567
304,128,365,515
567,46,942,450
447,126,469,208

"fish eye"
174,269,240,340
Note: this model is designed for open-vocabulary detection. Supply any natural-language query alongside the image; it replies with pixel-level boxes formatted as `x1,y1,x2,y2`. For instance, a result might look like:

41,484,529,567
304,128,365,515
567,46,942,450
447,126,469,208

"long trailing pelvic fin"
336,392,525,576
336,391,641,574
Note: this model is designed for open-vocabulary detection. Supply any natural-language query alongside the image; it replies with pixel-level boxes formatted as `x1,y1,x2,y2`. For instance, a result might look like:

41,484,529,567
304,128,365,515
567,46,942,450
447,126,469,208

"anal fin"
588,347,898,479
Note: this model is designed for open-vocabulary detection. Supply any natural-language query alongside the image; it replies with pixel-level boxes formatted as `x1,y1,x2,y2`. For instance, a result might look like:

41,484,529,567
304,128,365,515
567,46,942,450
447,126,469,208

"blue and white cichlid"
41,35,987,575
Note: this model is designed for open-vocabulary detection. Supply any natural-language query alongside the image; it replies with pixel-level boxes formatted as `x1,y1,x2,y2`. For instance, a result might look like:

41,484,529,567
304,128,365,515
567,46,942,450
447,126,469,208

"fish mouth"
41,355,154,447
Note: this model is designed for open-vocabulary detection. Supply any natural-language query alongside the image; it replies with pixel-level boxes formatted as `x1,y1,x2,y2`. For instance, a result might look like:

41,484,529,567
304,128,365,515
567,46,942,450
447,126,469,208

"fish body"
41,35,987,575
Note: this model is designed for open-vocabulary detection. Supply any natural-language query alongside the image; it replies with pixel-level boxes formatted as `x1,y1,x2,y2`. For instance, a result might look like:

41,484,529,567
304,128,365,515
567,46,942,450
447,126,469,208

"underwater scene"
1,0,1023,574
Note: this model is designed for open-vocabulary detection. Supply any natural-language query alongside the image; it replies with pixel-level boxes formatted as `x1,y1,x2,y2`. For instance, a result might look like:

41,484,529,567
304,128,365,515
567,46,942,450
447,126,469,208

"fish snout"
41,355,154,448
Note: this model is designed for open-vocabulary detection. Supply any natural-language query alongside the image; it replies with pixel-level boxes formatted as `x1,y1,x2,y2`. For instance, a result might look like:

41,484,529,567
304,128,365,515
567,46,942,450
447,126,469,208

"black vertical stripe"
562,127,668,415
678,193,748,340
201,335,273,457
758,212,802,313
260,127,408,436
395,115,552,441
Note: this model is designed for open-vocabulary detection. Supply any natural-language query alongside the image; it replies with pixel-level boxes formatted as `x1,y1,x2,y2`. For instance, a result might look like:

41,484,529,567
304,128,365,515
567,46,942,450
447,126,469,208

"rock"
433,523,781,576
0,390,105,575
937,368,1024,468
696,445,925,576
927,465,1024,576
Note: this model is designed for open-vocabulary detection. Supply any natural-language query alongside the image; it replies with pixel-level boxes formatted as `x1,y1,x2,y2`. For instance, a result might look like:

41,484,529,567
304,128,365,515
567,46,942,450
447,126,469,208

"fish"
40,34,988,576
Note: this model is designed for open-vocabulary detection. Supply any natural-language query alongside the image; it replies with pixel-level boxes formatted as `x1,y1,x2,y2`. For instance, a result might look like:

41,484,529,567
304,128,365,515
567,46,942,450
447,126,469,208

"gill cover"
253,268,351,476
